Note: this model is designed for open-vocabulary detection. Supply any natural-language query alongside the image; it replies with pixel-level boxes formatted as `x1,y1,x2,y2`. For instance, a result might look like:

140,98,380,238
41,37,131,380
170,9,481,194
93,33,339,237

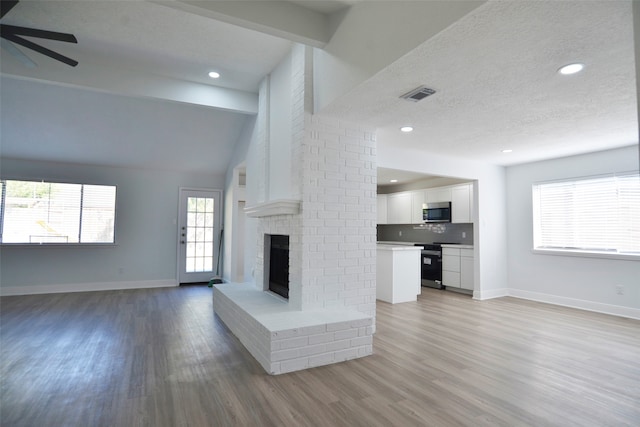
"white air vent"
400,86,436,102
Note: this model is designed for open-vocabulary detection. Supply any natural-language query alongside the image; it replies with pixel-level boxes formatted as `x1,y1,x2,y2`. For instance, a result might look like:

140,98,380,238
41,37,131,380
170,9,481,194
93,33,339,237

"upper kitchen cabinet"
377,194,388,224
387,192,412,224
377,182,474,225
426,187,452,203
410,190,426,224
451,183,473,223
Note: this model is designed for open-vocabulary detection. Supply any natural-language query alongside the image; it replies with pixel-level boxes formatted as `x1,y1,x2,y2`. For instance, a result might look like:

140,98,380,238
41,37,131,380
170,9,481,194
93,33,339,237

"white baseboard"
507,289,640,320
0,279,178,296
473,287,509,300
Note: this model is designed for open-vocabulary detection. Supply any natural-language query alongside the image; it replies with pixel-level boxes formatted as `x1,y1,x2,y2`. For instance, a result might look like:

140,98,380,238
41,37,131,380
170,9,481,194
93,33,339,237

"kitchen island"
376,243,421,303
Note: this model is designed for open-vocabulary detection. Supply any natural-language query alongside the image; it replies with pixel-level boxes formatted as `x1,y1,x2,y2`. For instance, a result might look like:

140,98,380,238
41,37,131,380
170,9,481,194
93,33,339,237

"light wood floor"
1,286,639,426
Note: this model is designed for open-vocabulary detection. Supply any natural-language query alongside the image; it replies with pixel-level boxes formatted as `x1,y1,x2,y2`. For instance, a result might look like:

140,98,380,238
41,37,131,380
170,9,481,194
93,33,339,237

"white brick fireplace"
212,44,376,375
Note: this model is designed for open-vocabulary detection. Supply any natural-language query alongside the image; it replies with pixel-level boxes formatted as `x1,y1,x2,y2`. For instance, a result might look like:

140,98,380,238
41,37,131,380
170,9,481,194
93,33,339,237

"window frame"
531,171,640,261
0,179,118,246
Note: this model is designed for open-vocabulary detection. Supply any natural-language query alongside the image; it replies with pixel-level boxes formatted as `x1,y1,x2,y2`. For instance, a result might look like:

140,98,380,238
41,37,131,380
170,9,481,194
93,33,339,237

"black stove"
413,243,445,289
413,243,440,255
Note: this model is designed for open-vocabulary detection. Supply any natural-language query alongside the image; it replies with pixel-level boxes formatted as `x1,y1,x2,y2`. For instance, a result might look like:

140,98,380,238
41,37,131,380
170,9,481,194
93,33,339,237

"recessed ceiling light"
208,71,220,79
558,63,584,75
502,149,513,153
390,179,398,183
400,126,414,133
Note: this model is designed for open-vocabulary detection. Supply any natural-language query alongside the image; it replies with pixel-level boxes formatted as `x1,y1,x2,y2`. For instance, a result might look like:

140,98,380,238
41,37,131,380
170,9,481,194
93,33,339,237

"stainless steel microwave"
422,202,452,223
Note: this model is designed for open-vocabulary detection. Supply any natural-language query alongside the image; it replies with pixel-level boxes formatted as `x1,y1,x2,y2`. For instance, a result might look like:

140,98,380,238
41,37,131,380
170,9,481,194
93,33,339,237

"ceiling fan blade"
1,24,77,43
1,0,19,19
1,38,36,68
2,32,77,66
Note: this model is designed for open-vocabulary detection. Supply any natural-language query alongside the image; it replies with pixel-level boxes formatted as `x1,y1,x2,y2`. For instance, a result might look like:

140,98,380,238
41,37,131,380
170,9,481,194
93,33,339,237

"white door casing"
177,188,222,284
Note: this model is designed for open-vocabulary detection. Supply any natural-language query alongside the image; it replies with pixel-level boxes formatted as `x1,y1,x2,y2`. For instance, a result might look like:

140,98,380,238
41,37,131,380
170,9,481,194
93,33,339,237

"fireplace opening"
268,234,289,299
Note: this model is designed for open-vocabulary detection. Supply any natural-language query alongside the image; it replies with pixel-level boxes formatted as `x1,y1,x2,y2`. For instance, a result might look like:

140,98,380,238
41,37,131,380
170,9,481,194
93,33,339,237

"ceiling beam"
1,58,258,114
153,0,335,48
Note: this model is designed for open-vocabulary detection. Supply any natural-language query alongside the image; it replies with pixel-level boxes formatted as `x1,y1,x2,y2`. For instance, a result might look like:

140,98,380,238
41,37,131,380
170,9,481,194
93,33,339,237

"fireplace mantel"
244,199,301,218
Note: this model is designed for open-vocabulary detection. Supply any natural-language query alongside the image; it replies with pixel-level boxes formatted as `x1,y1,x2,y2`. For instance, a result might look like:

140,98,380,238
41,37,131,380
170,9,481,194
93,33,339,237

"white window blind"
0,180,116,244
532,172,640,255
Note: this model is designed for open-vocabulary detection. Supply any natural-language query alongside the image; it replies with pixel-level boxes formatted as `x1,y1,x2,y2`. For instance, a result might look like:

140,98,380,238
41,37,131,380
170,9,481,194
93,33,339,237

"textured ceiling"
0,0,293,92
323,0,638,166
0,0,637,175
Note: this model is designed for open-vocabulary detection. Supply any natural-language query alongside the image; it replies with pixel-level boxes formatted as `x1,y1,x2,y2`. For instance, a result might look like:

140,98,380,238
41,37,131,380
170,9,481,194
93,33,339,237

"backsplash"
377,223,474,245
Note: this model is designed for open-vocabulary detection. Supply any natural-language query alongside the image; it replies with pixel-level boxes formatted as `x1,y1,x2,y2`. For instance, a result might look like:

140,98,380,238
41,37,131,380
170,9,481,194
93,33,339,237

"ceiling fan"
0,0,78,67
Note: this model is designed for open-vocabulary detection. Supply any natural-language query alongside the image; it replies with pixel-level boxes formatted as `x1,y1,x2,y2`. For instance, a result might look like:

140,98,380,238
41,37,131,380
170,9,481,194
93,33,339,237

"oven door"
420,251,443,288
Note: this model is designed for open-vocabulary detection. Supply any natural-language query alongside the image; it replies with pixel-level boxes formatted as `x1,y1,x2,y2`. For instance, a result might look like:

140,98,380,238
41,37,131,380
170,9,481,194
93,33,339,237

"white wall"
0,158,223,294
376,139,508,299
506,145,640,318
0,78,250,294
1,77,249,176
223,116,258,284
634,1,640,166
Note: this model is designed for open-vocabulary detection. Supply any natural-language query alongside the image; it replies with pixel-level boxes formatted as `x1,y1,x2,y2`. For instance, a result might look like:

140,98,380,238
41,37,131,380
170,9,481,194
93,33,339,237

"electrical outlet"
616,285,624,295
462,231,466,239
399,231,402,237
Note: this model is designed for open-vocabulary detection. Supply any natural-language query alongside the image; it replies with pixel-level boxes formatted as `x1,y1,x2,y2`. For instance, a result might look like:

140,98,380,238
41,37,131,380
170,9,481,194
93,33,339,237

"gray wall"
506,145,640,313
0,158,224,290
377,223,474,245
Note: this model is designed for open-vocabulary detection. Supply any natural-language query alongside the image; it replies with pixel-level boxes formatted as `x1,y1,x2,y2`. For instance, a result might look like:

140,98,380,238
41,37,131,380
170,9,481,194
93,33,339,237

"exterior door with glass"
177,188,222,284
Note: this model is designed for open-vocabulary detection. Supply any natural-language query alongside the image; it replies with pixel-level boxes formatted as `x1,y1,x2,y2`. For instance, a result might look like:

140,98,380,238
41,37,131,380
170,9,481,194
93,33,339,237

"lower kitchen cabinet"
442,250,461,287
460,253,474,290
442,246,474,291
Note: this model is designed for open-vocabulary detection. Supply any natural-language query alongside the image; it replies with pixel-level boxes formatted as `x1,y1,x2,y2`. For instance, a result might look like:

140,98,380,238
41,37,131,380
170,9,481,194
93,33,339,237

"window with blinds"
532,172,640,256
0,180,116,244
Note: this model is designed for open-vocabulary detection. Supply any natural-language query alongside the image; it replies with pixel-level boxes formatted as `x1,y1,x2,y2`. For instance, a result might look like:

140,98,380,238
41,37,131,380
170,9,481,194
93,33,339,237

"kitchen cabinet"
426,187,452,203
460,252,474,291
377,182,474,225
442,248,461,288
442,245,474,291
451,183,473,223
410,190,426,224
377,194,388,224
387,192,411,224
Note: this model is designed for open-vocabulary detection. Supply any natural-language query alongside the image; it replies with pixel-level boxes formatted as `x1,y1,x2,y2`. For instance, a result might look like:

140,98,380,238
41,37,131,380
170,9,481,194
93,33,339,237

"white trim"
0,279,177,296
532,248,640,261
0,243,118,247
244,199,301,218
178,186,224,192
473,287,508,300
507,289,640,320
177,188,223,284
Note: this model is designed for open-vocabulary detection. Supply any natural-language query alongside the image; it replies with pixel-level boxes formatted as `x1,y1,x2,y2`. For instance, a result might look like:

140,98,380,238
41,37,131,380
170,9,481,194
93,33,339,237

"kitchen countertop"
377,243,422,251
441,244,474,249
377,241,419,246
378,241,474,249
